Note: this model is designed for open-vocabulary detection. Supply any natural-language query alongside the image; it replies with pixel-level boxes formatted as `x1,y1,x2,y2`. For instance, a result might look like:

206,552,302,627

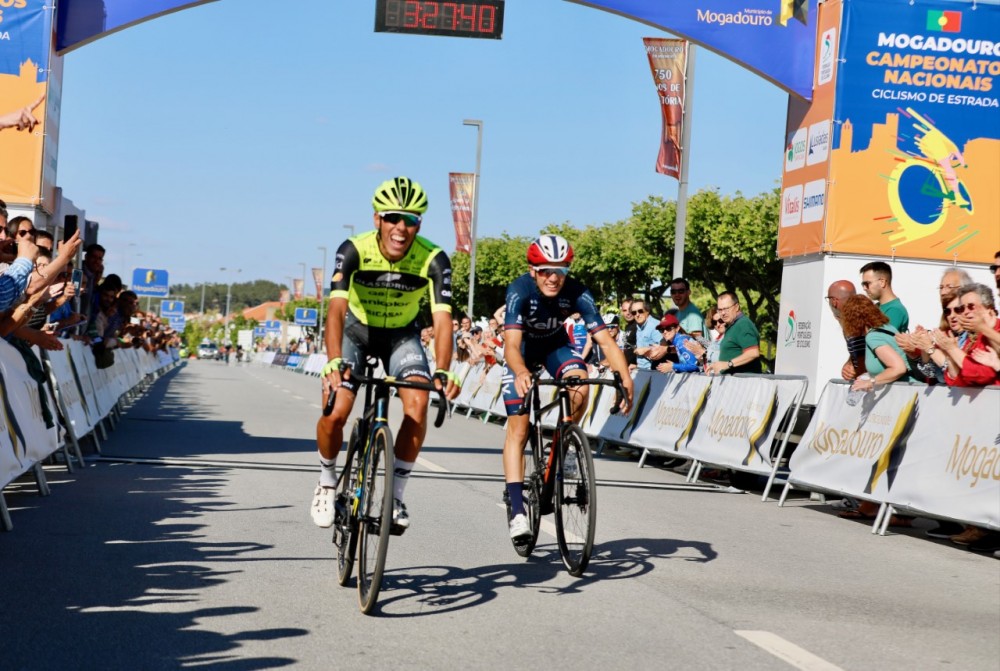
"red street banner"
279,289,290,304
312,267,323,300
292,279,304,300
449,172,475,253
643,38,688,179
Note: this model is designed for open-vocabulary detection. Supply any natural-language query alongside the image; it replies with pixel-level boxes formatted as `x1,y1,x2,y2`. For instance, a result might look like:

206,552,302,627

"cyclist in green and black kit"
311,177,460,533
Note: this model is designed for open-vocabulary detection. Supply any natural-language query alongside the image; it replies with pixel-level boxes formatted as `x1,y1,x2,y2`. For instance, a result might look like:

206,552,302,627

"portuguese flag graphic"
926,10,961,32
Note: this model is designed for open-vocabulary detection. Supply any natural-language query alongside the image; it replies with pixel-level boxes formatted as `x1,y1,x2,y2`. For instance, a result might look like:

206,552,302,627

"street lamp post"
463,119,483,320
199,282,206,315
220,267,242,343
297,262,306,299
344,224,355,238
318,245,327,353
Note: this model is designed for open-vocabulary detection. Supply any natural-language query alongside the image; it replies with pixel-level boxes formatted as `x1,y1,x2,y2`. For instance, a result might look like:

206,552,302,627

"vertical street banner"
0,0,60,211
777,0,841,257
449,172,474,253
311,267,324,301
279,289,290,304
825,0,999,262
643,38,688,179
293,279,304,300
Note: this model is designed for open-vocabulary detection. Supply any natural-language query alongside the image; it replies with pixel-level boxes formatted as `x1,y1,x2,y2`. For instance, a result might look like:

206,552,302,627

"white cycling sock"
319,457,336,488
393,459,415,501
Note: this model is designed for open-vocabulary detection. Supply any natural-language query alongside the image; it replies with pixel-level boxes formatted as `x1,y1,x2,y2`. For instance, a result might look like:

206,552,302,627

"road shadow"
367,535,716,618
0,461,306,670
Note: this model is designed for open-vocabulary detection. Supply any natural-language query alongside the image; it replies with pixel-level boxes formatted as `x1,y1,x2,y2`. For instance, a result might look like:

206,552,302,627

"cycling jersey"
504,273,605,347
331,230,452,329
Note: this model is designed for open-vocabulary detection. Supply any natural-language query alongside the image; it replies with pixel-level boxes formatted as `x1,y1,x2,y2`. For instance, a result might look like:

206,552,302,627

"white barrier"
629,371,712,464
785,381,1000,532
1,338,178,530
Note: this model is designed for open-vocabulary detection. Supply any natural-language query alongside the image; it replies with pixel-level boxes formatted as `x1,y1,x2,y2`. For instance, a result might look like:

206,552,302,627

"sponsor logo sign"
806,118,830,165
784,127,807,171
801,178,826,224
781,184,803,227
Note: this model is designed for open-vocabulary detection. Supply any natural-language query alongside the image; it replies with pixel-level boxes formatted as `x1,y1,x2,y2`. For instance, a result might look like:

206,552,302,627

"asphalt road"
1,359,997,671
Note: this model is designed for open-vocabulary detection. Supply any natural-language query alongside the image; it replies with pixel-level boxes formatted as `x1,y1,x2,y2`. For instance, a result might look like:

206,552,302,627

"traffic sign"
294,308,318,326
167,315,186,330
253,327,266,338
264,320,282,334
131,268,170,297
160,300,185,317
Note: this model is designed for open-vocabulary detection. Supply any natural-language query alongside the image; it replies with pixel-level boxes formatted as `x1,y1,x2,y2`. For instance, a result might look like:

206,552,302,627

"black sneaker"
968,531,1000,553
925,521,965,539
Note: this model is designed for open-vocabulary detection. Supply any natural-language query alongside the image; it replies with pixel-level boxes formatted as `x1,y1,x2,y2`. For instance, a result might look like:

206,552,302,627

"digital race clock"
375,0,505,39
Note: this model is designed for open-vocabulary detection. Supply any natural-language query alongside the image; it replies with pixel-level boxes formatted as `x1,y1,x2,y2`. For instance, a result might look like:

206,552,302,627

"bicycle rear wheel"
555,424,596,576
334,421,363,587
513,434,542,558
357,424,394,614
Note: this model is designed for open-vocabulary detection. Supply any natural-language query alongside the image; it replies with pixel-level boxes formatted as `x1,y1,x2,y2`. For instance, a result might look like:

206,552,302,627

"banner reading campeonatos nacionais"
827,0,999,263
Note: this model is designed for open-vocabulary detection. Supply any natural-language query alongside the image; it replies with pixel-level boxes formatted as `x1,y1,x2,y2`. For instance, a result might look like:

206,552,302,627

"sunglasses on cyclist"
946,303,979,316
534,266,569,277
380,211,422,227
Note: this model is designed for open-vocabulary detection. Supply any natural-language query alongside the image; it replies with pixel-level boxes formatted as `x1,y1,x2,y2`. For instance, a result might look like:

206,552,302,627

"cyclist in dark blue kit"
501,235,634,540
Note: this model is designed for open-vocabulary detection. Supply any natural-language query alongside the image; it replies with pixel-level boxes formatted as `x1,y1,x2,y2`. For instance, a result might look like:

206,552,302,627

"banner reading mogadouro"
643,38,688,179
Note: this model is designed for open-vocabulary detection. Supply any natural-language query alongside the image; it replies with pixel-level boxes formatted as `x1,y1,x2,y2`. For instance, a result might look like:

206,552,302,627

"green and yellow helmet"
372,176,429,214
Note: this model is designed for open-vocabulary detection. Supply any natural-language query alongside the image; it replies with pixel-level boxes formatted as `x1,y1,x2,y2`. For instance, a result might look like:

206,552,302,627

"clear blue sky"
56,0,789,291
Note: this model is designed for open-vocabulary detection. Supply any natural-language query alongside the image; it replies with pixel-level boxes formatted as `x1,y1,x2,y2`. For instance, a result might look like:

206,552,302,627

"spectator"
827,280,866,381
0,220,38,312
564,311,591,360
80,243,106,323
33,229,54,254
992,251,1000,290
455,314,474,363
860,261,909,332
630,299,660,371
590,314,619,370
932,283,1000,387
706,292,762,375
620,297,638,367
938,267,972,300
667,278,703,338
653,314,700,374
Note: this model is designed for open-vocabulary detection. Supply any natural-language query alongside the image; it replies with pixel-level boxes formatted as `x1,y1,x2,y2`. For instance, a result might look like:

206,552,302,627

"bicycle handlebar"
516,370,628,416
322,366,452,427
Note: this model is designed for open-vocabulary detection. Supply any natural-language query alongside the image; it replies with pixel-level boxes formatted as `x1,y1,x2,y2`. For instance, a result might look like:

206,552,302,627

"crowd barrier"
0,338,179,531
255,352,1000,534
782,381,1000,534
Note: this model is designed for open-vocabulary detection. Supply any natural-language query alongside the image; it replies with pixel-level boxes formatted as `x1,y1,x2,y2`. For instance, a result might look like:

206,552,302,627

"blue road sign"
168,315,186,330
132,268,170,297
160,300,185,317
253,327,266,338
294,308,318,326
264,320,282,334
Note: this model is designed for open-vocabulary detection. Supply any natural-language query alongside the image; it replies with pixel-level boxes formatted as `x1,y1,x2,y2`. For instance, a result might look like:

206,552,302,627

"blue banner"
160,300,185,317
570,0,819,99
293,308,318,326
131,268,169,297
56,0,218,53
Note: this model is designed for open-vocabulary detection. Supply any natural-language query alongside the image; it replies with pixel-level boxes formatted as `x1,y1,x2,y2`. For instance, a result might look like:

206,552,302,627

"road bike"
503,370,626,576
323,360,449,614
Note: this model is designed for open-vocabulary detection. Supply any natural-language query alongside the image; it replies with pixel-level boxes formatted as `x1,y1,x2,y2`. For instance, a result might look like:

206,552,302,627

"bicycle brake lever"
434,391,448,428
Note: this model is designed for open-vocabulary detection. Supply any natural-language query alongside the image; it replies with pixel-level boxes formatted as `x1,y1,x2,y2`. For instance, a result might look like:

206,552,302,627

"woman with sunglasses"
927,283,1000,387
906,292,965,384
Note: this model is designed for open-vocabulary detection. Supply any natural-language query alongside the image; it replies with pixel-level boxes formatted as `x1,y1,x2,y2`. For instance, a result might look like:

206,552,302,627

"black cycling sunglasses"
380,212,422,227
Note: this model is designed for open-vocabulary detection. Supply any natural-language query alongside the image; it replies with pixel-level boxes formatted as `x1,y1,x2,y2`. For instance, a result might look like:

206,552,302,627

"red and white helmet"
527,235,574,265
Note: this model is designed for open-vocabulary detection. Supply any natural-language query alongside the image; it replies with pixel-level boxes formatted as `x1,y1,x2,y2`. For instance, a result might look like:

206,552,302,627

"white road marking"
734,631,845,671
309,404,321,410
291,395,305,401
280,388,291,393
416,456,449,473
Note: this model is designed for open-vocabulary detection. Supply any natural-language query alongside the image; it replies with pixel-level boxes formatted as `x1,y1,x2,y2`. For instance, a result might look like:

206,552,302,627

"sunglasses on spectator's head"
380,211,422,227
947,303,979,315
534,266,569,277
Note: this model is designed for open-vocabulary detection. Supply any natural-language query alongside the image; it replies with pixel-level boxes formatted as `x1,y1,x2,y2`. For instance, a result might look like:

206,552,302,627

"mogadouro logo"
806,119,830,166
781,184,803,228
785,127,807,172
802,179,826,224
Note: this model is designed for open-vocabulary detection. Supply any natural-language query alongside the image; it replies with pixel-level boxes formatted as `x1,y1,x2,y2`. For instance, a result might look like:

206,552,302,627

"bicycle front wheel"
334,421,363,587
357,424,394,614
555,424,596,576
